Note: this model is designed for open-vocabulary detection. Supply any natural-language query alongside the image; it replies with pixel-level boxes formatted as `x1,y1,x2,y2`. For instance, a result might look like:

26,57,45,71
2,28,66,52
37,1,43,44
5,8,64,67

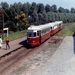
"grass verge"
56,23,75,36
3,30,27,43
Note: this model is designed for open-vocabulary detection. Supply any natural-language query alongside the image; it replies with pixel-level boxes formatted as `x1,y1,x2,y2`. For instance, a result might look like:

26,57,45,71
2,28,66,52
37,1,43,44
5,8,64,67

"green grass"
56,23,75,36
3,30,27,43
2,23,75,43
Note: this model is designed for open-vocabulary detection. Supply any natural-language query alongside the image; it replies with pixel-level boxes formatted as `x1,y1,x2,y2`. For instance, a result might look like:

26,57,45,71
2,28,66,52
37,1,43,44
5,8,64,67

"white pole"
3,28,8,37
7,29,8,37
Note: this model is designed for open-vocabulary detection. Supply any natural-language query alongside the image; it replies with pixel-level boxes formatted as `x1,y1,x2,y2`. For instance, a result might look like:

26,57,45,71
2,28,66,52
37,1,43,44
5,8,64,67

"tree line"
0,2,75,32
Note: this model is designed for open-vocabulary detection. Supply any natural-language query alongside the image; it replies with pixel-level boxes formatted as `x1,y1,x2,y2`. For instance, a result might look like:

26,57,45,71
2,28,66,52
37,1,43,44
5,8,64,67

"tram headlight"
27,40,28,43
33,41,35,43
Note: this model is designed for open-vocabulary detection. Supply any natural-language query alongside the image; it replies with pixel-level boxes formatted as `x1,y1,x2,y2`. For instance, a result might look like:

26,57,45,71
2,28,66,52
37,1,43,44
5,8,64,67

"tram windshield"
27,32,36,37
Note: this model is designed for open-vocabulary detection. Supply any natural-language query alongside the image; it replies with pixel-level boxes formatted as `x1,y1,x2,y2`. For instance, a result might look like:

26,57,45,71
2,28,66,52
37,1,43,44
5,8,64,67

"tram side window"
37,31,41,36
59,24,61,26
34,32,36,37
37,31,39,36
51,27,52,30
46,28,50,32
42,30,45,35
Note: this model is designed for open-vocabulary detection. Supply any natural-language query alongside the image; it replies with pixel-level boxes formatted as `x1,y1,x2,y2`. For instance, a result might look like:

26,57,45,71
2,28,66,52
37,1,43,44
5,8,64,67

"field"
56,23,75,36
3,30,27,43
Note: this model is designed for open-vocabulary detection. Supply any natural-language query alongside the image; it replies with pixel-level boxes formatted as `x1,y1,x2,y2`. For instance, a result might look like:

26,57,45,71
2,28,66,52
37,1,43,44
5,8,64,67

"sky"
0,0,75,10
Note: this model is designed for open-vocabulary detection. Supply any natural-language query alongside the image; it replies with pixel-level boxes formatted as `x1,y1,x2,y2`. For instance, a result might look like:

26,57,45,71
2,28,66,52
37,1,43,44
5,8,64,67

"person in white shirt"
0,37,2,49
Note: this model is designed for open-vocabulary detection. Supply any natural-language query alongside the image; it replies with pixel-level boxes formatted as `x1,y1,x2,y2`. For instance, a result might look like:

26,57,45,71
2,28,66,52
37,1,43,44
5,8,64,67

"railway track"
0,42,45,74
0,47,32,74
0,35,64,75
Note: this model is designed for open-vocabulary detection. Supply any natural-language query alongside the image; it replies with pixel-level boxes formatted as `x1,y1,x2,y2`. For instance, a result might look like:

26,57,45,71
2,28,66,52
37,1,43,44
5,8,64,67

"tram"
27,21,63,47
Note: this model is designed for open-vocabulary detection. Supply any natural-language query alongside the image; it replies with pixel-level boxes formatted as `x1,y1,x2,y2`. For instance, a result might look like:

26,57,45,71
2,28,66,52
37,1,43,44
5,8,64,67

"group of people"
0,36,10,50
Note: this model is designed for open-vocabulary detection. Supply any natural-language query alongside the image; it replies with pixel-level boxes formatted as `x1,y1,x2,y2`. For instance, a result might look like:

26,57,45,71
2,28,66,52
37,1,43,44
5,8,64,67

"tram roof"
28,24,52,31
47,21,63,26
55,21,63,24
27,21,62,31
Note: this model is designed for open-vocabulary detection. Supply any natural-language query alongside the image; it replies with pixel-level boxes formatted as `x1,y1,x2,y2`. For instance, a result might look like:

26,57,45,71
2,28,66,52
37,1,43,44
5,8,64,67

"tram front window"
27,32,33,37
27,32,36,37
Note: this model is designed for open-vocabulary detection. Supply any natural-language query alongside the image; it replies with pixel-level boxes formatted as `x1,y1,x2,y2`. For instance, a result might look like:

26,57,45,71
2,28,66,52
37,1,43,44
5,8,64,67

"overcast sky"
0,0,75,10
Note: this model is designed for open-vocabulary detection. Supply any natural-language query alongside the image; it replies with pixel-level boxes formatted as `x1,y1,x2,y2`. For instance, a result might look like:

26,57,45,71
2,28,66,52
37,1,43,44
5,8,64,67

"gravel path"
22,36,75,75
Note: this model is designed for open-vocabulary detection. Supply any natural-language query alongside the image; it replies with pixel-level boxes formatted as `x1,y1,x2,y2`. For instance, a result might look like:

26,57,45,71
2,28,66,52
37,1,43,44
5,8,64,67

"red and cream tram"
27,21,63,47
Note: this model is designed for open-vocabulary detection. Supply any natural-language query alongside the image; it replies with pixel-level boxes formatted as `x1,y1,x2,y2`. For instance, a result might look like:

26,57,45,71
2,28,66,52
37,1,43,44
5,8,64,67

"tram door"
37,30,41,44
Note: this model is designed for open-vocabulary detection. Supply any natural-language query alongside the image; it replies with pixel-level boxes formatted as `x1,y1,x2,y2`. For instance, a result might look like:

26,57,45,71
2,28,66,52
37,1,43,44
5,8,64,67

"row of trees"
0,2,75,32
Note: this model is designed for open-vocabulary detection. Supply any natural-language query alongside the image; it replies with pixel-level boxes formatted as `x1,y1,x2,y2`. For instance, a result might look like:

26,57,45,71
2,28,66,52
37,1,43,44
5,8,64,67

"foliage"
15,11,27,30
0,2,75,33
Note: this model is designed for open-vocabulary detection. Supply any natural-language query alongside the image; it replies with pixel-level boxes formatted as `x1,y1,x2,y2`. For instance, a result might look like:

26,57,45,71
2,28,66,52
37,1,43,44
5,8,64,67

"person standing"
0,36,2,49
6,38,10,49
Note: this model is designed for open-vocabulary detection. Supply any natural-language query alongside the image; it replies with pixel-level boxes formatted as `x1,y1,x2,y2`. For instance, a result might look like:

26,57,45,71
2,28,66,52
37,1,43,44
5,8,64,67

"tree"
29,2,37,15
30,10,38,25
71,7,75,13
0,2,9,9
51,4,57,12
47,12,52,22
58,7,65,13
15,11,27,30
22,2,30,16
45,4,51,13
5,8,16,22
54,13,59,21
65,9,70,13
38,13,43,24
12,2,21,14
37,3,45,13
38,11,48,24
42,11,48,23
